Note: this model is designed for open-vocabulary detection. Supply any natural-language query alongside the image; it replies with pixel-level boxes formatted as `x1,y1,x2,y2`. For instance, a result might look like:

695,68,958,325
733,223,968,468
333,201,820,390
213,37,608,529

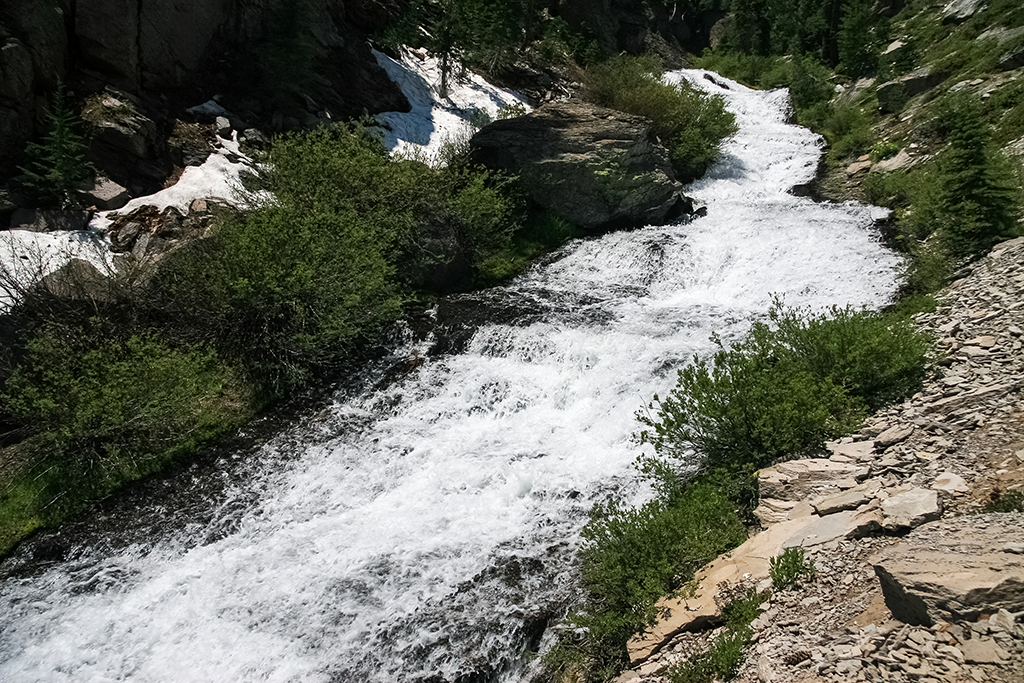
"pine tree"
837,0,880,77
18,82,92,209
935,95,1020,256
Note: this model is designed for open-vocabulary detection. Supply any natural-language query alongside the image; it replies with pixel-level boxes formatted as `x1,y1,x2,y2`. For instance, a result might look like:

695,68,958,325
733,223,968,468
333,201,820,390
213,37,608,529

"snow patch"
372,48,530,159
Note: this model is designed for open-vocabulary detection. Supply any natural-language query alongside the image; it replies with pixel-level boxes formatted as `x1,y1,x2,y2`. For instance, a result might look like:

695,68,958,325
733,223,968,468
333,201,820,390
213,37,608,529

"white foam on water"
0,70,902,682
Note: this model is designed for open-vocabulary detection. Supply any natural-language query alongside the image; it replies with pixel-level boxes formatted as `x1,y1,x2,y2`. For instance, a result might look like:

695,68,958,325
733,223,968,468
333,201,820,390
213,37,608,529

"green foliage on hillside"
582,54,738,182
719,0,888,70
931,94,1020,256
0,322,252,550
637,301,929,472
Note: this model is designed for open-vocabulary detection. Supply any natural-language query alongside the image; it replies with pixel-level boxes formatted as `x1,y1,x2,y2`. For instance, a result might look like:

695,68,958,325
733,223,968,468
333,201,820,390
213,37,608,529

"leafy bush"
0,323,252,516
789,56,835,113
546,481,746,681
583,54,738,182
769,546,816,590
638,301,930,471
669,628,749,683
695,51,792,91
668,587,763,683
151,126,519,394
982,490,1024,513
870,141,901,162
152,204,406,395
475,208,580,284
822,103,875,162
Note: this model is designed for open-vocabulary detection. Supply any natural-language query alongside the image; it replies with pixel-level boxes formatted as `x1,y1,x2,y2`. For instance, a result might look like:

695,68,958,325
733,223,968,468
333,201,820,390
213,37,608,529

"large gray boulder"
469,101,695,231
873,513,1024,625
876,67,948,113
942,0,985,24
85,91,167,196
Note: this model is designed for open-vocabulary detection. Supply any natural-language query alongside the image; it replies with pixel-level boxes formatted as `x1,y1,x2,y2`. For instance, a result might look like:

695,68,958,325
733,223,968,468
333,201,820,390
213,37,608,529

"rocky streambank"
617,237,1024,683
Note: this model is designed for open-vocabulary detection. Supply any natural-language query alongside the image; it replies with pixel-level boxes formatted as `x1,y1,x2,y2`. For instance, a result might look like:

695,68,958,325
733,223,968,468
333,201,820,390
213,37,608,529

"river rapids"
0,70,901,682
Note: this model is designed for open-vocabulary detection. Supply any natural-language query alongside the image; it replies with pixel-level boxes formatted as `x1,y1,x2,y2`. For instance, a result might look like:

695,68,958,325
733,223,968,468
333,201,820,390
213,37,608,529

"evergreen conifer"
18,82,92,209
935,95,1019,256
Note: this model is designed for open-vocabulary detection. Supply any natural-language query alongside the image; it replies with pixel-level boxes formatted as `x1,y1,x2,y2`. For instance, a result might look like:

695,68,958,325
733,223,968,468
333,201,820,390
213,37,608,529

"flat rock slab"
932,471,969,494
759,459,870,502
880,487,941,530
875,424,914,449
960,637,1007,664
628,501,883,665
873,513,1024,625
826,440,876,461
627,517,807,664
813,479,882,515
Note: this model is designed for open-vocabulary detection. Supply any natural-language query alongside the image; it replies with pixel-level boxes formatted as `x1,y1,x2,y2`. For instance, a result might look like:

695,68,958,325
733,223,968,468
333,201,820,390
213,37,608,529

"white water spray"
0,71,901,682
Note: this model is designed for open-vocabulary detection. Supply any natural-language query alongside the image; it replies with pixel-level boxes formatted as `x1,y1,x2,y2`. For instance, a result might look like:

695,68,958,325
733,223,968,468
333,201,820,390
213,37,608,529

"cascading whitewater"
0,71,901,682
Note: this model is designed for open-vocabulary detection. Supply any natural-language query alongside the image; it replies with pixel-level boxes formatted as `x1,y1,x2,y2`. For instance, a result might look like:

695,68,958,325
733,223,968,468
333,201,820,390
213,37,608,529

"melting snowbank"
373,48,531,157
0,136,251,310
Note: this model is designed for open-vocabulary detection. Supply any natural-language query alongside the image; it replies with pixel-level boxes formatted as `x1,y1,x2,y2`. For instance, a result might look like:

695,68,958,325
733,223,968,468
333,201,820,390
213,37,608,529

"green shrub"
637,301,929,471
583,54,738,182
546,481,747,681
0,323,252,517
789,56,835,113
668,588,762,683
151,203,405,396
151,126,519,394
669,628,749,683
769,546,816,590
982,490,1024,513
822,103,874,162
870,141,901,162
695,51,792,91
475,208,580,284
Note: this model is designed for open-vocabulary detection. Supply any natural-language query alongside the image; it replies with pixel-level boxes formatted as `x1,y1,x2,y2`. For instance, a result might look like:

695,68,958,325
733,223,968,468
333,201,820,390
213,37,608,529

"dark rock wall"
0,0,408,180
555,0,717,66
0,1,70,177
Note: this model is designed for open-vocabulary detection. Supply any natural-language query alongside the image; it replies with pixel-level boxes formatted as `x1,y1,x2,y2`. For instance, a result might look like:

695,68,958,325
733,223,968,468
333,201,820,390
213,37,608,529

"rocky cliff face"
0,0,409,180
0,1,69,178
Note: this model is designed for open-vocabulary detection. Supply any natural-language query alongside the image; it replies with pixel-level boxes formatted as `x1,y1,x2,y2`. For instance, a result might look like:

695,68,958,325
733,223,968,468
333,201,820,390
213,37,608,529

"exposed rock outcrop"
469,101,695,232
0,1,68,177
0,0,410,187
876,67,948,113
874,514,1024,625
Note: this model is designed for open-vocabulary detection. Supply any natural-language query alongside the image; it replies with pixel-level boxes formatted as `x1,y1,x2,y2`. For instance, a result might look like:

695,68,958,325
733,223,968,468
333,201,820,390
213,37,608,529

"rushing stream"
0,71,901,682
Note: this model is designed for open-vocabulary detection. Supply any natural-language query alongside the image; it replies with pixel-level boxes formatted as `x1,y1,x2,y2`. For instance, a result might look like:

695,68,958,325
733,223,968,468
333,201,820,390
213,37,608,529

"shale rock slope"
619,237,1024,683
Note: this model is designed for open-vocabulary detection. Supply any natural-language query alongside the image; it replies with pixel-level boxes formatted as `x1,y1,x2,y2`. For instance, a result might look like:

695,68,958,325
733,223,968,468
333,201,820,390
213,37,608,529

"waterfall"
0,71,901,683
